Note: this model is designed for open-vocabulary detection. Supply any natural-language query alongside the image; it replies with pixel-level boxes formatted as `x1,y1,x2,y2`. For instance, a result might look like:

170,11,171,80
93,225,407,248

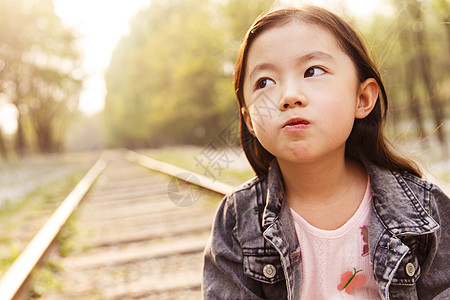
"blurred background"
0,0,448,158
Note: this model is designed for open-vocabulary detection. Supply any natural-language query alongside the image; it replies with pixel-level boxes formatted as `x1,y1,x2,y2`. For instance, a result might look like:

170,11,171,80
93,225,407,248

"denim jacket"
203,160,450,299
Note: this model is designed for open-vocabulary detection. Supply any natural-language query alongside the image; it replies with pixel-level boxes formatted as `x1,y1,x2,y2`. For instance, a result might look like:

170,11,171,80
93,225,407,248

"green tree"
433,0,450,53
103,0,273,148
0,0,82,154
105,0,231,147
365,0,449,155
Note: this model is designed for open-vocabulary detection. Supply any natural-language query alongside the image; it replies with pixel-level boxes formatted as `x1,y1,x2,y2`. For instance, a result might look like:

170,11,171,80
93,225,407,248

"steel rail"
125,150,234,196
0,156,108,300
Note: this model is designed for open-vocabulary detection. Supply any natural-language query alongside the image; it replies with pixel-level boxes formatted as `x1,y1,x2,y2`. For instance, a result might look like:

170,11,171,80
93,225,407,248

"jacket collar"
262,159,439,235
262,159,285,229
365,162,439,236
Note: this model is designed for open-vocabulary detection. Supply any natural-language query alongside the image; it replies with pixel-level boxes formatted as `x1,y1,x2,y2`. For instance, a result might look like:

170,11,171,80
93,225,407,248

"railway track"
0,150,234,299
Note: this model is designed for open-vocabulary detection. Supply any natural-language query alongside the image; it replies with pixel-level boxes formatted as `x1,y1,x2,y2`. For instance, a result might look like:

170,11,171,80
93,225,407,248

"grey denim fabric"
203,159,450,299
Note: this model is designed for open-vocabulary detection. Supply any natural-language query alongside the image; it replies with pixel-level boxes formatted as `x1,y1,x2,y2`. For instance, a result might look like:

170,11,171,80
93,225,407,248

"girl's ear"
241,107,256,135
355,78,378,119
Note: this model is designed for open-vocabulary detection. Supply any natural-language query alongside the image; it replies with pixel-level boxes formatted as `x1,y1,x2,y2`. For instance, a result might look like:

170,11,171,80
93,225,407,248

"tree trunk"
435,0,450,54
398,10,427,146
408,0,447,154
14,111,26,157
0,129,8,160
405,78,427,144
36,124,53,153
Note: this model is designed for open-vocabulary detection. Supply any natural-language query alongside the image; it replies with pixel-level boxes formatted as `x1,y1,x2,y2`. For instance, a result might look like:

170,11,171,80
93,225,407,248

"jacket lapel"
366,163,440,299
262,159,301,300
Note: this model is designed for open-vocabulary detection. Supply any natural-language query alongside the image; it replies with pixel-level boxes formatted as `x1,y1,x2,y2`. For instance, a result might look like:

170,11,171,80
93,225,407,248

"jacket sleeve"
202,194,264,299
418,184,450,299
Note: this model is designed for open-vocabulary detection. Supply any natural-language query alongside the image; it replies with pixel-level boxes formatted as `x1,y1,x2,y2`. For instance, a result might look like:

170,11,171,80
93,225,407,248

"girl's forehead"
246,21,344,65
251,21,338,51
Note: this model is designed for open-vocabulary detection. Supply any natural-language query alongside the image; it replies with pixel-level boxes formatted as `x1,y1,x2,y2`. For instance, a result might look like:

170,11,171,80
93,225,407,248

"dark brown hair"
234,6,421,177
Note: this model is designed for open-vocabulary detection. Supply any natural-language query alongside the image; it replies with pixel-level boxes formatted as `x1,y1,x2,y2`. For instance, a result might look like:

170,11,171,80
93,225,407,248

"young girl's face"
242,21,368,166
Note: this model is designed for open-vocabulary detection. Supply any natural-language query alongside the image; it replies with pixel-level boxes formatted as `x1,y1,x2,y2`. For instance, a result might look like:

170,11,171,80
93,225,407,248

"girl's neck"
277,155,368,230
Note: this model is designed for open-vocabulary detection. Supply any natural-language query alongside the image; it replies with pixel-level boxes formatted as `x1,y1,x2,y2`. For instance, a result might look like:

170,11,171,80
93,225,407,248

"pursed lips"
282,117,310,130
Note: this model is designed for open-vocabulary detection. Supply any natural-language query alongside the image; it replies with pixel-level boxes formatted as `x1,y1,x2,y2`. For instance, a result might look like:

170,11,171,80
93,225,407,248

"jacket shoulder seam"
394,171,433,190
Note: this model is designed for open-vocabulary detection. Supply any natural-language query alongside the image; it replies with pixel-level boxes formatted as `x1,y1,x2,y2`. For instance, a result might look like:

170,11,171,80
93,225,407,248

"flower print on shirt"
360,224,369,257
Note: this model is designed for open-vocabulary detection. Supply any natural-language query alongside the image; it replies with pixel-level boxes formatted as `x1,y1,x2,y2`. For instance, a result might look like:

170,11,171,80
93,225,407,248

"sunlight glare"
54,0,384,115
0,103,18,135
282,0,386,18
54,0,150,115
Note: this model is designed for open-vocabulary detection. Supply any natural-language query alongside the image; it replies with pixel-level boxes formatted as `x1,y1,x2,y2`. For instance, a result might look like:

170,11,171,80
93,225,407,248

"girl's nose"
279,82,306,111
280,97,303,110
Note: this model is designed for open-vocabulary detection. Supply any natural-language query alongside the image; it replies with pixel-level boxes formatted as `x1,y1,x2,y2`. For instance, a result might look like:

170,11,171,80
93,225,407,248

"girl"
203,5,449,300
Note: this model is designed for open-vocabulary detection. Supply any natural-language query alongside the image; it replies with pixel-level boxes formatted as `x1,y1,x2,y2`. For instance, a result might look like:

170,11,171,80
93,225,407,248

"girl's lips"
282,117,310,129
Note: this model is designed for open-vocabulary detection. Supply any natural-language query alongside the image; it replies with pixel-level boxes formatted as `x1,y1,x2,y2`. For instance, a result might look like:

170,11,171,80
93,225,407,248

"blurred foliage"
65,113,104,152
0,0,82,157
103,0,274,148
103,0,449,153
365,0,449,153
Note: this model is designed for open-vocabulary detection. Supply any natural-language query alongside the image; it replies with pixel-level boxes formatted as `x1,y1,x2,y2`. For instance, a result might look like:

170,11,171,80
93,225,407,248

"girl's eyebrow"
297,51,334,64
248,62,277,81
248,51,334,81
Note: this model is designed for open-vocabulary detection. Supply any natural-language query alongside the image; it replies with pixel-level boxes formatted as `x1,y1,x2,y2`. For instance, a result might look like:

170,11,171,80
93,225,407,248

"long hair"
234,6,421,177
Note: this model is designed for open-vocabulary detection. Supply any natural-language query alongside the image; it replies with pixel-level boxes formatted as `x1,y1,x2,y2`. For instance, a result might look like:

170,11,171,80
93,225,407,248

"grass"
142,146,255,187
441,171,450,182
56,214,79,257
136,146,256,210
30,260,64,298
0,157,95,296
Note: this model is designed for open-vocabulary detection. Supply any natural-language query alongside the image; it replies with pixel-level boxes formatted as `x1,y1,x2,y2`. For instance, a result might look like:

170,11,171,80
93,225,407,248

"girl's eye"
304,67,326,78
255,78,275,90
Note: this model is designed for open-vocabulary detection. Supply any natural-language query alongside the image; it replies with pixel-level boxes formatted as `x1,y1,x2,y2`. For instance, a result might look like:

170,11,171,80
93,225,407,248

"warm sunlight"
53,0,150,115
296,0,387,17
0,0,385,134
52,0,383,116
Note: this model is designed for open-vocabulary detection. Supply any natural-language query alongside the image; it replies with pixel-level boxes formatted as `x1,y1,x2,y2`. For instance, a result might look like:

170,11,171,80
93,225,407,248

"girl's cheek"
253,88,277,104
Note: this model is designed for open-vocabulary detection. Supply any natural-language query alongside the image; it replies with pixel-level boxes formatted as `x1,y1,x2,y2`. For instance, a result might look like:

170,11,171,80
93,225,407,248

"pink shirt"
290,182,381,299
